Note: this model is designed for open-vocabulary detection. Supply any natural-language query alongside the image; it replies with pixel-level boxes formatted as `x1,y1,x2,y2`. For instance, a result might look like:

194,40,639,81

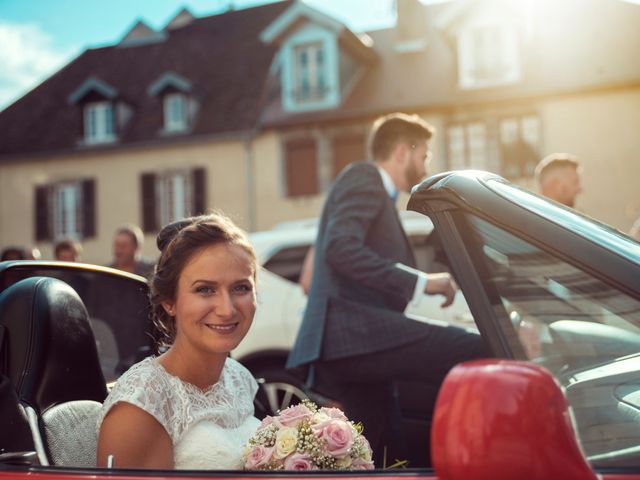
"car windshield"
464,212,640,467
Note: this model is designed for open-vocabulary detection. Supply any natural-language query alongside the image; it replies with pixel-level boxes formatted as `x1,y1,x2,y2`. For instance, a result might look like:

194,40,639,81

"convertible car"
1,170,640,479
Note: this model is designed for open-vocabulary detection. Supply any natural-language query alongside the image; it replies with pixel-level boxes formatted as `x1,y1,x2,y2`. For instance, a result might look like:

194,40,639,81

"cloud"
0,21,75,110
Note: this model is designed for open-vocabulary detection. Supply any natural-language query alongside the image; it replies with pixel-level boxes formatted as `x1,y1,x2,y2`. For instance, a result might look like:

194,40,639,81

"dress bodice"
98,356,259,469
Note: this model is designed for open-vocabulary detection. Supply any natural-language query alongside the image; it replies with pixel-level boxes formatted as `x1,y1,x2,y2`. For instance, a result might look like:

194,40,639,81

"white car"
232,211,475,416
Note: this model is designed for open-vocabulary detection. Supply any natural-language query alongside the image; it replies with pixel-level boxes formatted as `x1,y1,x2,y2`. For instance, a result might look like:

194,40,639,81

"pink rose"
318,407,348,420
312,419,354,457
283,452,314,470
245,445,274,469
351,457,375,470
275,403,313,427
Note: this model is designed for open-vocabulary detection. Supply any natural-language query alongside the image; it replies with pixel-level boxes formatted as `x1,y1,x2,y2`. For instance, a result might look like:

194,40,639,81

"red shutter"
331,133,365,179
82,179,96,238
192,168,206,215
141,173,158,233
284,138,318,197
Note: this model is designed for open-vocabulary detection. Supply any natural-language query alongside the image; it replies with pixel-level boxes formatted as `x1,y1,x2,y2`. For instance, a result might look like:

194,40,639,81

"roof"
2,0,640,157
0,0,292,159
260,0,640,128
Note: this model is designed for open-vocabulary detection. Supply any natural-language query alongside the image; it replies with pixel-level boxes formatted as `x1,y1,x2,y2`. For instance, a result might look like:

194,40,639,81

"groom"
287,112,486,465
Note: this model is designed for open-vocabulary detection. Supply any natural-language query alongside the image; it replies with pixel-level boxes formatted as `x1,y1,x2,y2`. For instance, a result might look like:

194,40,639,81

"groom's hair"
369,112,434,162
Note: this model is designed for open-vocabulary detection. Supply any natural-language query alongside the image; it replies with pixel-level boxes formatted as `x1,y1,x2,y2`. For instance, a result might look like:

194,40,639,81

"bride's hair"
149,211,256,348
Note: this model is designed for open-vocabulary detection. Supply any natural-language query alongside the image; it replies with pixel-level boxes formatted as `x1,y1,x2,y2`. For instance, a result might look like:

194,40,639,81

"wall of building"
0,138,248,264
540,86,640,231
252,131,325,231
2,88,638,267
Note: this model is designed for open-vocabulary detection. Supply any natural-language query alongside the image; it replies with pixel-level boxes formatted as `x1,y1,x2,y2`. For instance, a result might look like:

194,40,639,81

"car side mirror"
431,359,597,480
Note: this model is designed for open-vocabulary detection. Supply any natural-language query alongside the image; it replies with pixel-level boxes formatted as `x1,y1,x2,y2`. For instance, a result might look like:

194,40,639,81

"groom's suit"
287,161,430,370
287,161,485,466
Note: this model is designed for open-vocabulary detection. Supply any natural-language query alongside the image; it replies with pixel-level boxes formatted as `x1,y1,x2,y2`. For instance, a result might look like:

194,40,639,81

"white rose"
336,456,353,468
274,427,298,459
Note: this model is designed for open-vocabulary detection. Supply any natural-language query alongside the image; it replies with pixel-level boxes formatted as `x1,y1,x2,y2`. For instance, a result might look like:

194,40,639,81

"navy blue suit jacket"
287,162,431,368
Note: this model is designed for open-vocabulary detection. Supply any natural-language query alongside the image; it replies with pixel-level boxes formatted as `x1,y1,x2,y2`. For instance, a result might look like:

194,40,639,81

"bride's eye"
196,285,214,295
233,283,253,294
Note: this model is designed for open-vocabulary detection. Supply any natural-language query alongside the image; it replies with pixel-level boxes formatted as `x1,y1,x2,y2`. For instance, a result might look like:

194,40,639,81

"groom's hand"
424,272,458,308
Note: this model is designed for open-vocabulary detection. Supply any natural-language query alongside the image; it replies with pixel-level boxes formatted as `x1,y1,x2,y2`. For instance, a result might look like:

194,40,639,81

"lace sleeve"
97,358,183,443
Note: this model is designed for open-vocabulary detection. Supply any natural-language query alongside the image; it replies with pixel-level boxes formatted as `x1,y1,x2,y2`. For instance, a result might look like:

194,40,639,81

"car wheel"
253,369,309,418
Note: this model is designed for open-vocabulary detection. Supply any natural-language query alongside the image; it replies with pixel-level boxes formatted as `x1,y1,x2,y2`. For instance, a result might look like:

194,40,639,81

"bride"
97,213,261,469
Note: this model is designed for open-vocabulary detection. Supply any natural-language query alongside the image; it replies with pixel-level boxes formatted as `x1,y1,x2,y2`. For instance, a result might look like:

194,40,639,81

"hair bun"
156,217,194,251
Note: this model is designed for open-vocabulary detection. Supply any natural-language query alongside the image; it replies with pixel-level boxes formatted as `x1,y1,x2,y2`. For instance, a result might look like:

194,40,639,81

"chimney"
395,0,427,52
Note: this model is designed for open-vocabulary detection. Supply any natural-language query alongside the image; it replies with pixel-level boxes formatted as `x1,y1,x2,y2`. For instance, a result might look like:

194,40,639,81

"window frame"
163,92,188,132
457,21,521,90
446,121,487,171
83,101,116,144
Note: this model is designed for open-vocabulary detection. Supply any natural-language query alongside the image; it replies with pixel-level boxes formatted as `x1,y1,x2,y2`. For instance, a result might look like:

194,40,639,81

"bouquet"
243,400,374,470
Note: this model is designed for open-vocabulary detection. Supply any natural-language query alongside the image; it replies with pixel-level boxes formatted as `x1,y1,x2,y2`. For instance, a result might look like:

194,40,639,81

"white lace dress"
97,356,260,469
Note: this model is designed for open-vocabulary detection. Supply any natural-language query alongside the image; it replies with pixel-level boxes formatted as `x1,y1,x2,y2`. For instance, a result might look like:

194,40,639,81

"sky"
0,0,402,110
2,0,640,111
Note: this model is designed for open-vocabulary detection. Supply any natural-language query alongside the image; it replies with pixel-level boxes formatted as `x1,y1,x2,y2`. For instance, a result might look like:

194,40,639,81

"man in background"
535,153,583,207
109,224,154,278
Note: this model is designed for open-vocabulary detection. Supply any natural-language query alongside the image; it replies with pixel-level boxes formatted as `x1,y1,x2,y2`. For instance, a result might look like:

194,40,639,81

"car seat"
0,276,108,466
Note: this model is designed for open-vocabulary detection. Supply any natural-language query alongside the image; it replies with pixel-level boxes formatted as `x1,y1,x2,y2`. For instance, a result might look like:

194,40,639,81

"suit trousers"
313,323,488,467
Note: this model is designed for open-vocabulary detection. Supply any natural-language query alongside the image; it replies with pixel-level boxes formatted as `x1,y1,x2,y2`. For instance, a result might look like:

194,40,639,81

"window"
284,138,319,197
84,101,115,144
464,212,640,464
294,42,327,103
458,23,520,89
163,93,188,132
263,244,311,283
34,179,96,241
499,115,540,178
140,168,206,232
52,182,82,239
446,122,487,170
157,171,192,225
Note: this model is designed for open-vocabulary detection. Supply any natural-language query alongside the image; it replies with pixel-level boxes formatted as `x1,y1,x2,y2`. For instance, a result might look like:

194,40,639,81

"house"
1,0,639,263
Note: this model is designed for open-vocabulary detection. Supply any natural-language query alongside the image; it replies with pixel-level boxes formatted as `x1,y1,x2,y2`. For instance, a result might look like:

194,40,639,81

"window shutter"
34,185,52,242
141,173,158,233
331,133,365,179
81,179,96,239
192,168,206,215
284,138,318,197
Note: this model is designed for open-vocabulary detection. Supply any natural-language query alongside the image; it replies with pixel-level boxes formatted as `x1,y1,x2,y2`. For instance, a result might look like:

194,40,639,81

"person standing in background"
54,239,82,262
534,153,583,208
109,224,155,278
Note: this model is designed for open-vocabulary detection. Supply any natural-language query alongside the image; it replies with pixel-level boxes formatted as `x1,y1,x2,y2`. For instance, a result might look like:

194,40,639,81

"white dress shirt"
376,166,428,307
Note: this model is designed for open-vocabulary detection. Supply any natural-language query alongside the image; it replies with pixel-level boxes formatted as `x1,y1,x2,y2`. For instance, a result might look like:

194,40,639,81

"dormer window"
294,42,327,103
458,22,520,89
84,101,115,144
68,76,119,145
163,93,188,132
148,71,196,134
281,34,339,112
260,1,376,114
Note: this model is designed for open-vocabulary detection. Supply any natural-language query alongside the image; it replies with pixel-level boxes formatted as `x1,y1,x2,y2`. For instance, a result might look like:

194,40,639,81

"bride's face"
164,242,256,356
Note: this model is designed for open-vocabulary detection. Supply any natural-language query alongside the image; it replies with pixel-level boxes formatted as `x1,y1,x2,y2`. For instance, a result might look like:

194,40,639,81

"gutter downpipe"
243,129,258,232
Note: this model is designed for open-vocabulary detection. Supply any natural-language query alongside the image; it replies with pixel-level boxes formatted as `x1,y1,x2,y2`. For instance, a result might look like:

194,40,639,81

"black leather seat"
0,276,107,466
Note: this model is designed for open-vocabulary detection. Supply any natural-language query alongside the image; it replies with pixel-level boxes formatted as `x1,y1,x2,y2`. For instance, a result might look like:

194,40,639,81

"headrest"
431,359,596,480
0,277,107,413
